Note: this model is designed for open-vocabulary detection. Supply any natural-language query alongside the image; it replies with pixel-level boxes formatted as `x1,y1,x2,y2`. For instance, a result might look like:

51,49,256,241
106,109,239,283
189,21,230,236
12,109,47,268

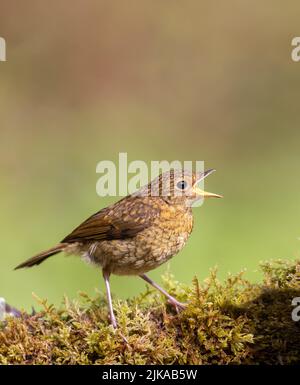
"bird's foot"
119,331,129,345
167,298,187,313
109,315,118,330
109,320,129,345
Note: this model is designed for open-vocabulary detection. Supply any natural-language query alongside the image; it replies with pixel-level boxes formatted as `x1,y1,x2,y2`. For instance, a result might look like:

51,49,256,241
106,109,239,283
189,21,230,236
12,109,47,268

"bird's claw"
110,324,129,345
167,299,187,312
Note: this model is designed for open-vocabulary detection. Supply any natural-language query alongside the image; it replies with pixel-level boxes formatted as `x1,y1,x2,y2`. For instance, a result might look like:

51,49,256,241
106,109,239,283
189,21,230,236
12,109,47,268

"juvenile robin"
15,169,222,328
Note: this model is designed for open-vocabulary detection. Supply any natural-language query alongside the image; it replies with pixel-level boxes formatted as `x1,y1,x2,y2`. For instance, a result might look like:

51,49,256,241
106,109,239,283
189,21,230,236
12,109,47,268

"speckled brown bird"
15,169,222,328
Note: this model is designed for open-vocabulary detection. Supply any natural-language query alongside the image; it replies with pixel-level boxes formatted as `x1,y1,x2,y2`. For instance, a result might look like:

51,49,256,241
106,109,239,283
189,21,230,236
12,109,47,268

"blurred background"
1,1,300,311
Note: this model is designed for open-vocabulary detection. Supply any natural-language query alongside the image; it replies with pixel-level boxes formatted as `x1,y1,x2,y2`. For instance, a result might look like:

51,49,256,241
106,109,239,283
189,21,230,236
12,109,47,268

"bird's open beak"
193,169,223,198
193,187,223,198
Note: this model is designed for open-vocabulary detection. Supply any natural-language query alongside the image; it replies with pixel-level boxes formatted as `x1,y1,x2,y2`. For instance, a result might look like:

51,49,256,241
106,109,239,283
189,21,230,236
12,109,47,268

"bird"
15,168,222,329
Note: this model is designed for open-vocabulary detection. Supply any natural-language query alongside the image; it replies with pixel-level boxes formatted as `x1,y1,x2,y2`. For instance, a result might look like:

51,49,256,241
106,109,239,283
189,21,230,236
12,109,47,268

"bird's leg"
102,270,117,329
102,271,129,345
139,274,186,311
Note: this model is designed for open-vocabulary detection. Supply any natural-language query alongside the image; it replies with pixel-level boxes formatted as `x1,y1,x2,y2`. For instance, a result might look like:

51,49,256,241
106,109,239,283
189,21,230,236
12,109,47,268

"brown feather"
14,244,67,269
62,196,161,243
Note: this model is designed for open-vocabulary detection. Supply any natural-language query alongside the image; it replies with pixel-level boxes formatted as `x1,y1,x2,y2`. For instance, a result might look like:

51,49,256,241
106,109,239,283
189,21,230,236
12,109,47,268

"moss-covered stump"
1,259,300,365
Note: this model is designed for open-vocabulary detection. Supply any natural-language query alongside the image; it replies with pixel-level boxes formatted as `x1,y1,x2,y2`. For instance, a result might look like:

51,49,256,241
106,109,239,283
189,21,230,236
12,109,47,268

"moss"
1,259,300,364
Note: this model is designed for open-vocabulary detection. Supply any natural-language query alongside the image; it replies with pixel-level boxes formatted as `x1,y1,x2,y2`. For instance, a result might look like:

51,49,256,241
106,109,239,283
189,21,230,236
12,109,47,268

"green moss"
1,259,300,364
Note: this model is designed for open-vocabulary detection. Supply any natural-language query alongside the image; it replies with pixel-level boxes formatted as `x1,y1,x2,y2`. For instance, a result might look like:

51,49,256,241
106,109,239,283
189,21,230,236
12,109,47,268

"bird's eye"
176,180,188,190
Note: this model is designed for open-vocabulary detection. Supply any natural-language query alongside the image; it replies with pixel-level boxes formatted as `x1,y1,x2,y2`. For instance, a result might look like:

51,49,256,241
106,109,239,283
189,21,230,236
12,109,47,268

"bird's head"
135,168,222,207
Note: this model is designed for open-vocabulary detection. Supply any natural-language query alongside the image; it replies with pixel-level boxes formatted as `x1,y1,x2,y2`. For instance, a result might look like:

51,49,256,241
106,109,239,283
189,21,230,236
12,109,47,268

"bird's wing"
62,196,161,243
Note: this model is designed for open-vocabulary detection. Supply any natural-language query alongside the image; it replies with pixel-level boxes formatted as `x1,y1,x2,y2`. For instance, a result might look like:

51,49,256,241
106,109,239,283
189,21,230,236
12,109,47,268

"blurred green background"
1,1,300,311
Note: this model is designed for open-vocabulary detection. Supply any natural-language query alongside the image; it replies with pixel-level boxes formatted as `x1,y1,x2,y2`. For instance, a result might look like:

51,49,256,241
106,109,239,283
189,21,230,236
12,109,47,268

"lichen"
1,259,300,364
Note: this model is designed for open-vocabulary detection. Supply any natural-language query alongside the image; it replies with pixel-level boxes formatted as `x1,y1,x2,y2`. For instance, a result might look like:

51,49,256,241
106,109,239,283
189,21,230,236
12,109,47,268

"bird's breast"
81,205,194,275
147,206,194,257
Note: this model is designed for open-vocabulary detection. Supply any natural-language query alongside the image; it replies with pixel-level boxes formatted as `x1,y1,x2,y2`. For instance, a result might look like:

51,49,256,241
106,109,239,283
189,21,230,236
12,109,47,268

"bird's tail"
14,243,68,270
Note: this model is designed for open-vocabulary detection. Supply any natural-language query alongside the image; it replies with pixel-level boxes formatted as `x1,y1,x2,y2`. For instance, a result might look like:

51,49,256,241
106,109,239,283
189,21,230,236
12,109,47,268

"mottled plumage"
15,168,222,329
65,196,193,276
